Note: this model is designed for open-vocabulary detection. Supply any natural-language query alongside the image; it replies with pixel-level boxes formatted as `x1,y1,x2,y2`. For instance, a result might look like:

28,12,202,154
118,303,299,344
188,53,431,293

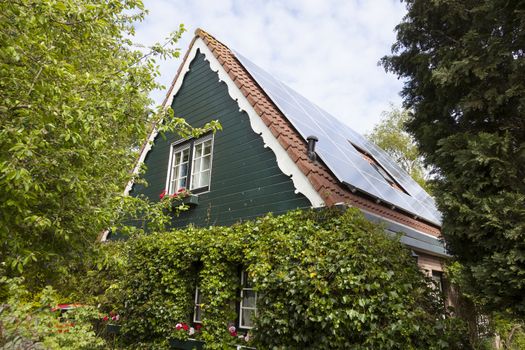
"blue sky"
134,0,407,134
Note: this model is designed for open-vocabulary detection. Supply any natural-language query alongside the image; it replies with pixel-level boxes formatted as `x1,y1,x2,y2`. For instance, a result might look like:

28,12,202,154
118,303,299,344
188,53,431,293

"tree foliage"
0,0,217,287
0,277,107,349
109,208,470,349
366,105,428,190
382,0,525,316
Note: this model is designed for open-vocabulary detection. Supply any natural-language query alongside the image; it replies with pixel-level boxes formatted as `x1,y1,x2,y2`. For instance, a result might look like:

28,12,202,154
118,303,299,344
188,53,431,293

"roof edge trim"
122,35,324,211
193,39,325,207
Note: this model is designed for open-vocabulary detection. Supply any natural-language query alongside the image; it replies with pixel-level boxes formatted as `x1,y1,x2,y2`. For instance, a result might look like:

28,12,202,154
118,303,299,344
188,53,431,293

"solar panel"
233,50,442,225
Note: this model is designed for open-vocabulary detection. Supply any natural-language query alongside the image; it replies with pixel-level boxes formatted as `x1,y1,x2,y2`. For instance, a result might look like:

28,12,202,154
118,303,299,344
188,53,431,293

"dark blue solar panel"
233,50,441,225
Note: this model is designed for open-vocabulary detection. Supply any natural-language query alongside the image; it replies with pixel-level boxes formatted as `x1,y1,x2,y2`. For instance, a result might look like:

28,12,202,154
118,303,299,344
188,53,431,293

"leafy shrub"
0,277,106,349
112,208,470,349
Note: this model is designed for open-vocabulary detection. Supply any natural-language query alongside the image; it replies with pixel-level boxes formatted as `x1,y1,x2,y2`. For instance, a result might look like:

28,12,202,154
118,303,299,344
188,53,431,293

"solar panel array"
233,50,441,225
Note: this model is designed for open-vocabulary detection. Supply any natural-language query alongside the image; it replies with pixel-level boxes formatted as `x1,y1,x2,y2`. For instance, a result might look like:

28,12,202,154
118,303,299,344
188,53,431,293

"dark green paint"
131,50,311,227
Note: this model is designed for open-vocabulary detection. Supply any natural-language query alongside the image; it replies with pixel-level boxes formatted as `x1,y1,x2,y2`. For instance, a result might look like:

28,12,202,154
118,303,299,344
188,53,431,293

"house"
104,28,448,311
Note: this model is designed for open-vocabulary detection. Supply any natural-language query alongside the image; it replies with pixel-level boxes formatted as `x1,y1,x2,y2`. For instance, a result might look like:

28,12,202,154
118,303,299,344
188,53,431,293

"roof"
184,29,441,237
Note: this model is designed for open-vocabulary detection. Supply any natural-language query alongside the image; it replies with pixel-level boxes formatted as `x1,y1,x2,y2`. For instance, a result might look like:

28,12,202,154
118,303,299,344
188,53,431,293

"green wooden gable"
130,50,311,227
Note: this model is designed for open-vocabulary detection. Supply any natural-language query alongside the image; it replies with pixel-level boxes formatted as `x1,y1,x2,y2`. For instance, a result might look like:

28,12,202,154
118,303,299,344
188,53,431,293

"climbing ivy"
110,208,470,349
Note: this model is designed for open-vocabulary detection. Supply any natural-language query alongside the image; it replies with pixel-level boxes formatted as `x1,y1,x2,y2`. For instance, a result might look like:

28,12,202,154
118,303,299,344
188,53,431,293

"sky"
134,0,407,134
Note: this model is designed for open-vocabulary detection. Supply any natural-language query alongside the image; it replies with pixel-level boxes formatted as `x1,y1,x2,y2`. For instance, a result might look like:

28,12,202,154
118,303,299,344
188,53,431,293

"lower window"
239,270,257,329
193,287,203,324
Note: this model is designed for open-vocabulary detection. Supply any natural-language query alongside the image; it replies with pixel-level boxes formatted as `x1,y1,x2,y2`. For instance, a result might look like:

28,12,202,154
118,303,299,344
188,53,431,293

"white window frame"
239,270,257,329
193,286,203,324
165,133,214,195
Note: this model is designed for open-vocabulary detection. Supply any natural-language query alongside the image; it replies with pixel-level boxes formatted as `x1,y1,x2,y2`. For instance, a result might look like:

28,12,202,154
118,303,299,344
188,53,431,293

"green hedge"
112,208,470,349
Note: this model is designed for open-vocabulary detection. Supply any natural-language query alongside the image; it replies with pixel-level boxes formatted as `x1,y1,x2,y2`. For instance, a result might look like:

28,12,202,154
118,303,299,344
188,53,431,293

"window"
431,270,444,294
193,287,203,323
167,134,214,194
239,270,257,329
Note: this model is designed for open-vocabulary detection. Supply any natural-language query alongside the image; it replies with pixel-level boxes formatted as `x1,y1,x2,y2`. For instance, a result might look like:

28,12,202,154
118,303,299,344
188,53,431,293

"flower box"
106,324,121,334
172,194,199,207
169,338,205,350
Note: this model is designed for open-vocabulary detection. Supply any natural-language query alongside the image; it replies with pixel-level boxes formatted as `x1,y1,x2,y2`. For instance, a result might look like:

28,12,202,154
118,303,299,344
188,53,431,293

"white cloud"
134,0,406,134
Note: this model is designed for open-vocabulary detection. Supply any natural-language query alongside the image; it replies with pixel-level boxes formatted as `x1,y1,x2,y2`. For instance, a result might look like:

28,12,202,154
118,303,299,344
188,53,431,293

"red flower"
103,315,109,321
159,190,167,199
195,324,202,331
228,325,237,337
182,323,189,331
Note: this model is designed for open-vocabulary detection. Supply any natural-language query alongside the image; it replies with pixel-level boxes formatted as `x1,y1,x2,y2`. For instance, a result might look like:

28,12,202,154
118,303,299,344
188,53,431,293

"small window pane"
180,163,188,177
194,287,203,323
201,156,211,170
242,290,256,308
203,141,212,155
182,149,189,162
193,158,201,172
199,171,210,188
431,271,444,293
191,173,199,189
242,271,253,287
194,144,203,158
241,309,255,328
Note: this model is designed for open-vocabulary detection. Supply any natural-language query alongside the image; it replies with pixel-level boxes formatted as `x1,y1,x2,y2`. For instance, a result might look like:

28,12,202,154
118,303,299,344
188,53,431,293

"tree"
366,105,429,190
382,0,525,316
0,0,213,288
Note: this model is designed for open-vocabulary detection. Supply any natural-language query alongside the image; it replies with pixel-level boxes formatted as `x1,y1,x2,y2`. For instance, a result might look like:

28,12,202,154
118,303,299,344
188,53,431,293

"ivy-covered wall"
131,51,311,228
113,208,470,349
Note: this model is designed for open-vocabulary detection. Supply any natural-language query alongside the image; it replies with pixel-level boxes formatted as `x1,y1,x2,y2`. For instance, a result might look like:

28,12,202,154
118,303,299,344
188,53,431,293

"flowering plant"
228,325,251,343
101,311,120,324
159,188,191,200
175,322,201,338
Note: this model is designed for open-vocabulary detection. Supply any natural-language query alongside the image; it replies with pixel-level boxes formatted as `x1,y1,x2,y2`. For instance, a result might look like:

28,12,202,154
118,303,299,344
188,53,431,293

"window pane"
180,163,188,177
191,173,199,189
241,309,255,328
242,270,253,287
242,290,256,308
182,149,189,162
203,141,212,155
194,306,201,322
200,170,210,188
194,287,202,323
193,158,201,172
194,144,203,158
173,165,180,180
201,155,211,171
179,177,187,189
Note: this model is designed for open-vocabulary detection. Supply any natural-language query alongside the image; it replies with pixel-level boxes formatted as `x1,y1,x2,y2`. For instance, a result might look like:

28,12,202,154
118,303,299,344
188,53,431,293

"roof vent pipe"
306,135,318,161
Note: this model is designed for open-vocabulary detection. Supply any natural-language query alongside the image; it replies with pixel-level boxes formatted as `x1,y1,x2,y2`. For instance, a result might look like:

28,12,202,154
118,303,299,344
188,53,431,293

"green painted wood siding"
131,50,311,227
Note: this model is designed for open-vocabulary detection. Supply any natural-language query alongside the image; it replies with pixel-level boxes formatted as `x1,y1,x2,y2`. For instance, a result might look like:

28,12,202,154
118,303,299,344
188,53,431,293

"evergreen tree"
382,0,525,316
